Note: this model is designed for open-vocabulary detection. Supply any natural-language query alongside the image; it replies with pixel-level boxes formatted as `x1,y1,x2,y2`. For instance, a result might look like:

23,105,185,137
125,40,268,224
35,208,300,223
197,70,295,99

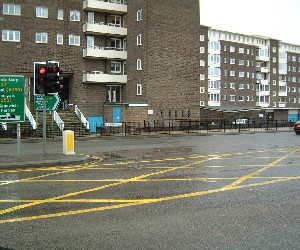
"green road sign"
0,75,25,123
34,94,61,111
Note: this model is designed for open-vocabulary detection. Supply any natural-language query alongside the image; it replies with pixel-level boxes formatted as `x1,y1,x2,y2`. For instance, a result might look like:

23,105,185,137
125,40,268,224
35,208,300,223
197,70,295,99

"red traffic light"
53,66,59,73
39,67,47,74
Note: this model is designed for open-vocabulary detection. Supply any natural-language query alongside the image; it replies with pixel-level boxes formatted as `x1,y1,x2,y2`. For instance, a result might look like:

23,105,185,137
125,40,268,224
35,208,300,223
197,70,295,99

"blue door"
88,116,104,133
112,107,121,124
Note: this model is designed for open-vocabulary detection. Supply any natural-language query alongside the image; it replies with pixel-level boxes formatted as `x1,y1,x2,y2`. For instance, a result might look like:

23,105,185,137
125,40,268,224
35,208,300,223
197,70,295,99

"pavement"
0,137,91,168
0,128,294,169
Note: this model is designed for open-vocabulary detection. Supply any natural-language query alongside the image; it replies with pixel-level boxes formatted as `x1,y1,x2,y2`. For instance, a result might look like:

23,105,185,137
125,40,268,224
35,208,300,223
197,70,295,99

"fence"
0,119,295,139
96,119,295,137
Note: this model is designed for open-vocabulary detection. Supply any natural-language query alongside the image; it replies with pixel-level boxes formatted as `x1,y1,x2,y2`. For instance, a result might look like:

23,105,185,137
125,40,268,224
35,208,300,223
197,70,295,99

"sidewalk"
0,138,90,168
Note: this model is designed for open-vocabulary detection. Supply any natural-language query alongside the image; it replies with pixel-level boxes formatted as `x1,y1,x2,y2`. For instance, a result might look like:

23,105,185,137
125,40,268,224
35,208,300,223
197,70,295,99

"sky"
200,0,300,45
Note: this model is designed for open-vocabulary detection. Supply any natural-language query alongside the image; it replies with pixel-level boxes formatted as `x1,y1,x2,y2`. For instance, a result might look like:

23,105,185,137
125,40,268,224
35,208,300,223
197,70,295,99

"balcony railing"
83,46,127,60
83,22,127,37
83,71,127,84
83,0,127,14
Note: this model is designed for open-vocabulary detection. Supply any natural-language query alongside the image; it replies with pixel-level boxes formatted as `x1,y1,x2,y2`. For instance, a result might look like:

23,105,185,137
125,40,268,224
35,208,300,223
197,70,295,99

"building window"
57,34,63,45
137,34,142,45
36,6,48,18
200,60,205,67
230,95,236,101
69,35,80,46
230,70,235,77
200,35,205,41
230,58,235,64
111,38,122,49
200,87,205,93
137,84,142,95
2,30,20,42
106,86,121,103
239,71,245,78
137,59,142,70
239,47,244,54
3,3,21,15
111,61,122,73
230,46,235,52
200,47,205,53
57,9,64,20
35,32,48,43
137,9,143,21
70,10,80,21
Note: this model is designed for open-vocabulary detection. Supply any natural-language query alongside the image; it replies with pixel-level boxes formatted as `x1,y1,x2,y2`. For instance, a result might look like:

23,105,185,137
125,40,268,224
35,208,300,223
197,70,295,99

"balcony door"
87,36,94,48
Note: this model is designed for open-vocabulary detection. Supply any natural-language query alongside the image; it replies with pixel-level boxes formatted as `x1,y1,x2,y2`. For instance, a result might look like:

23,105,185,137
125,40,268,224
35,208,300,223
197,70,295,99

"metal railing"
74,105,90,130
25,104,37,129
52,110,64,131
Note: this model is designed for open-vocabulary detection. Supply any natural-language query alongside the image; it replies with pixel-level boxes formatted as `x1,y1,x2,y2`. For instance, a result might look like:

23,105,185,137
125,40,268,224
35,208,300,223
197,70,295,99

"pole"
43,95,47,156
16,123,21,158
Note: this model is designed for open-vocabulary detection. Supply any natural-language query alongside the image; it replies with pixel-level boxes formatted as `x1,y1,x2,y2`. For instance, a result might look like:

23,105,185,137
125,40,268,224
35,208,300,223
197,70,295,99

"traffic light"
46,61,63,94
34,62,47,95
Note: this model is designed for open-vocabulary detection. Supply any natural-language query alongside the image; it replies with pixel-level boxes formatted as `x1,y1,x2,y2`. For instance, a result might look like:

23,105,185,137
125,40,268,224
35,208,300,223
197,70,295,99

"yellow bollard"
63,130,75,155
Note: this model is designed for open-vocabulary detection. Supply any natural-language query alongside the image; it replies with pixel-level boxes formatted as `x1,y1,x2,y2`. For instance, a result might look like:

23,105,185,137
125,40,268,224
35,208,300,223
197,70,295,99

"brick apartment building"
200,25,300,122
0,0,200,132
0,1,299,134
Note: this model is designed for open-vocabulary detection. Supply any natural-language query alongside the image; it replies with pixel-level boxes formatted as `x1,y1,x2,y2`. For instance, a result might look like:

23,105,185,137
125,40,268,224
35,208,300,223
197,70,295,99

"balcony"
256,66,269,73
256,55,269,62
278,91,288,97
279,81,287,87
83,71,127,84
83,46,127,60
83,0,127,14
83,22,127,37
278,102,287,108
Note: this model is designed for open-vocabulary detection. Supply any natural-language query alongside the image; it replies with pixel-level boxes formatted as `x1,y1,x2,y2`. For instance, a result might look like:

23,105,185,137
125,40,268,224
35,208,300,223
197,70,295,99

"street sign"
0,75,25,123
34,94,60,111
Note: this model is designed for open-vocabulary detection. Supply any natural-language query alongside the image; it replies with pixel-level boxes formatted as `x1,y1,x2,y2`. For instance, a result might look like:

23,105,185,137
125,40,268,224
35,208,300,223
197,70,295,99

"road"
0,132,299,249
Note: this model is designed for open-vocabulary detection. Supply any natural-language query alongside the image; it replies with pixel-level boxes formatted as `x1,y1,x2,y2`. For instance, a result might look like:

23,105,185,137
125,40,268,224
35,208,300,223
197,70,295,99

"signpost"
34,94,60,111
0,75,25,157
0,75,25,122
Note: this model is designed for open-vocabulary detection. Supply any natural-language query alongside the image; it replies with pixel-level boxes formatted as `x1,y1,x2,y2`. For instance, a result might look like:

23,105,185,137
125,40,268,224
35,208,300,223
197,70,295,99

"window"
35,32,48,43
111,61,121,73
137,9,143,21
200,60,205,67
200,74,205,80
239,71,245,78
137,59,142,70
230,46,235,52
239,83,245,89
57,34,63,45
3,3,21,15
110,15,121,26
230,83,235,89
111,38,122,49
36,6,48,18
57,9,64,20
230,95,236,101
230,58,235,64
69,35,80,45
200,35,205,41
2,30,20,42
200,87,205,93
200,47,205,53
239,47,244,54
106,86,121,103
137,34,142,45
137,84,142,95
239,59,244,65
273,47,277,53
230,70,235,77
70,10,80,21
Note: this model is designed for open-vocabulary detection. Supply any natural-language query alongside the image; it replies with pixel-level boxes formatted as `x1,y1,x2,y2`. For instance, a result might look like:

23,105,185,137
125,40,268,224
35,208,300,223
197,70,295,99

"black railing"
0,119,296,139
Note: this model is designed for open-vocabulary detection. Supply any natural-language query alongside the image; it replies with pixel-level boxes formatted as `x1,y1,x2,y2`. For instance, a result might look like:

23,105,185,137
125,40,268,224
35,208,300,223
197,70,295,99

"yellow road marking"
0,147,298,224
0,176,298,224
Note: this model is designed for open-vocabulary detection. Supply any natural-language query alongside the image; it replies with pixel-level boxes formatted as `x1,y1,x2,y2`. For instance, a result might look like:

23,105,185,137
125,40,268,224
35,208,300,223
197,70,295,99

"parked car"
232,118,249,125
293,121,300,135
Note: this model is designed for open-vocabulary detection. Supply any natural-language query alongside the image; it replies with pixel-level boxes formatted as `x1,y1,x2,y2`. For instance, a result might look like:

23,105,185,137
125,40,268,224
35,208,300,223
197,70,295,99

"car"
293,121,300,135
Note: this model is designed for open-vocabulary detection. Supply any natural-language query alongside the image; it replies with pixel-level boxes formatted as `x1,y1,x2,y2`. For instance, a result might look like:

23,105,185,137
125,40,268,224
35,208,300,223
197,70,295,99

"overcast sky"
200,0,300,45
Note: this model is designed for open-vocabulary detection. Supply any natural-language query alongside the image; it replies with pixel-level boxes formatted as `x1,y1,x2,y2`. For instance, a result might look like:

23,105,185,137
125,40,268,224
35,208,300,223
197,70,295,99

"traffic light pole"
43,95,47,156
